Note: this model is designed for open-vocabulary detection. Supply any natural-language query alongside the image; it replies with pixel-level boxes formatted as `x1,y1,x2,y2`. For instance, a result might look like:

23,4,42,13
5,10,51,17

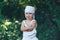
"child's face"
25,12,34,20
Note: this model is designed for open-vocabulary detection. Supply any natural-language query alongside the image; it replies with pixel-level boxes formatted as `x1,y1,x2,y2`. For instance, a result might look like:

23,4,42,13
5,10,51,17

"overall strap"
23,20,33,27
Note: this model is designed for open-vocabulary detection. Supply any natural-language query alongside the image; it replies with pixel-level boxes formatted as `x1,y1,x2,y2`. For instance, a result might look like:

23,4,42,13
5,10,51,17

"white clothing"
22,20,38,40
25,6,35,13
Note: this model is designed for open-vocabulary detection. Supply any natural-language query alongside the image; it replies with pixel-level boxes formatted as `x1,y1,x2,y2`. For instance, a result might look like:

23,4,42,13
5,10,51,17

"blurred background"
0,0,60,40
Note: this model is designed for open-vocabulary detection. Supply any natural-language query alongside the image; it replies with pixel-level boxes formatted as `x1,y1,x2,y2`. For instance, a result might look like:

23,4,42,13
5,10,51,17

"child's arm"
20,20,37,31
26,20,37,31
20,21,28,31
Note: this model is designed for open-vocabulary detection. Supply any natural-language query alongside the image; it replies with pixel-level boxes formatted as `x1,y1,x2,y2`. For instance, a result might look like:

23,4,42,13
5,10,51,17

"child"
20,6,38,40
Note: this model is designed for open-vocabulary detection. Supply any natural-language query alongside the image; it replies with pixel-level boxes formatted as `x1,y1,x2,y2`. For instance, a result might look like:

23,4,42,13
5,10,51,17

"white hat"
25,6,35,13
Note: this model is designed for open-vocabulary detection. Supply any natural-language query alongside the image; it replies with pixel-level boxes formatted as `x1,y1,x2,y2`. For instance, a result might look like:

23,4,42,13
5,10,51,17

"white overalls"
22,20,38,40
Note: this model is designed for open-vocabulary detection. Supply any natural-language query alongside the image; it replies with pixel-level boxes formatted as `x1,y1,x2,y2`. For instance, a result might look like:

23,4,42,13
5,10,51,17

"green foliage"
0,0,60,40
0,19,22,40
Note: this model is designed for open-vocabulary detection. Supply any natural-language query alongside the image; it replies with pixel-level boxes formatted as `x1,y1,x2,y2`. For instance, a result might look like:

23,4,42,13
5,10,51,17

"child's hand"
26,20,36,31
25,29,33,31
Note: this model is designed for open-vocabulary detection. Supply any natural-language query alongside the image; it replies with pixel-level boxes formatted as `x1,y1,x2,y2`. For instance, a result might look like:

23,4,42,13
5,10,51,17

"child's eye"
25,13,28,14
25,13,32,14
29,13,32,14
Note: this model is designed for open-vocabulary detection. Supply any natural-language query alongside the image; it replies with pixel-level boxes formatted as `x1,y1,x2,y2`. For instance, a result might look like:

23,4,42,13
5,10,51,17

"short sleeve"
22,20,25,25
31,19,37,23
32,20,37,28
